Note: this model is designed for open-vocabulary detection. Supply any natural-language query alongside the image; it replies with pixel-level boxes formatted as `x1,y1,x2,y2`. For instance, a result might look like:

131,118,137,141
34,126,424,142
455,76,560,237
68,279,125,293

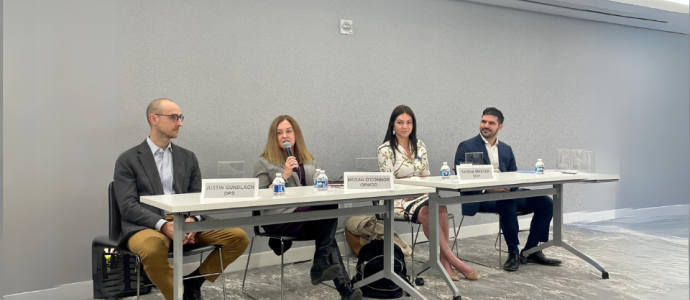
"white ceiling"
611,0,689,13
463,0,689,34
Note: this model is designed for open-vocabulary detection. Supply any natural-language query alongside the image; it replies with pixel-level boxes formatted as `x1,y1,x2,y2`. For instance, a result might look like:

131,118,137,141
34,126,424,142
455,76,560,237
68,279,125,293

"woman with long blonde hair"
253,115,362,300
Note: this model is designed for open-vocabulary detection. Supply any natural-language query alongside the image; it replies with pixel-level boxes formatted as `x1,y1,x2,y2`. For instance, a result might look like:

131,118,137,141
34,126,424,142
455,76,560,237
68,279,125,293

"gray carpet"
94,214,689,300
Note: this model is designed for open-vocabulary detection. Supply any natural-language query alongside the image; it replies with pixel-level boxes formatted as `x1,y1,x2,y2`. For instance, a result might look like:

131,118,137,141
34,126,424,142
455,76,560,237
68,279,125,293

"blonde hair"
260,115,314,165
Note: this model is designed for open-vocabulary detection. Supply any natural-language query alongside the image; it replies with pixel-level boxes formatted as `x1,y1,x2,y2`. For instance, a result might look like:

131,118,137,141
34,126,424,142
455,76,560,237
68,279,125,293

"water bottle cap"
316,169,321,172
276,173,282,177
538,159,542,161
443,162,448,164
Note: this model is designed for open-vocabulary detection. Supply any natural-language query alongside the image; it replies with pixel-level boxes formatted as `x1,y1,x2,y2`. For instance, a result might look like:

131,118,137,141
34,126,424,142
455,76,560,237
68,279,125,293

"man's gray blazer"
113,140,202,246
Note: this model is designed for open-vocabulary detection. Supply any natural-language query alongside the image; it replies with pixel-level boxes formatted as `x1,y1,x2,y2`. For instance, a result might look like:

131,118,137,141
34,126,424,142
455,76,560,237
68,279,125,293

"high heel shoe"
463,268,479,280
448,271,460,281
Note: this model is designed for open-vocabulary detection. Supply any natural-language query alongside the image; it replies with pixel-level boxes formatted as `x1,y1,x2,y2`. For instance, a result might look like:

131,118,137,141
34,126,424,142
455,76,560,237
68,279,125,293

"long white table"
396,172,619,300
141,184,436,300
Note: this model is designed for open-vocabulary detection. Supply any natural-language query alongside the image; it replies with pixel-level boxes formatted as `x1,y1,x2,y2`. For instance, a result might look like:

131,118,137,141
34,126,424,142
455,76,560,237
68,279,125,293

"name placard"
456,165,495,181
200,178,259,200
343,172,394,191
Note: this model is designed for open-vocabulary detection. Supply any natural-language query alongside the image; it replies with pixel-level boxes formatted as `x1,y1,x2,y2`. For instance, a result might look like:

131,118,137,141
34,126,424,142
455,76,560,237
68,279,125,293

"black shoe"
521,250,562,266
503,252,521,272
183,288,202,300
310,253,342,285
340,287,363,300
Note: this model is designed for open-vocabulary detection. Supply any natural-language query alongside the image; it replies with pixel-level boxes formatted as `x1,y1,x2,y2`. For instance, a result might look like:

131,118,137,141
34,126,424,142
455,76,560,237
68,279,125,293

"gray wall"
1,0,4,295
4,0,117,295
3,0,689,295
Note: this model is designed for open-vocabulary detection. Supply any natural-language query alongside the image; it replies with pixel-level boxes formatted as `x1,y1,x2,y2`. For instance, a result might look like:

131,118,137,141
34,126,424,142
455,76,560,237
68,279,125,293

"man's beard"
481,130,495,139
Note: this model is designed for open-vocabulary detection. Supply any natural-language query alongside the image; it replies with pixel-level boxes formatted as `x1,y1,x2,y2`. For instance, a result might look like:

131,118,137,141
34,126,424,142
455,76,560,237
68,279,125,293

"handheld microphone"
283,142,299,173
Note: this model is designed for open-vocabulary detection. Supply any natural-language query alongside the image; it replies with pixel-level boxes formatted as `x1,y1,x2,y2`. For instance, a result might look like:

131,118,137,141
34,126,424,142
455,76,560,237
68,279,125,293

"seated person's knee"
416,207,429,224
136,236,170,259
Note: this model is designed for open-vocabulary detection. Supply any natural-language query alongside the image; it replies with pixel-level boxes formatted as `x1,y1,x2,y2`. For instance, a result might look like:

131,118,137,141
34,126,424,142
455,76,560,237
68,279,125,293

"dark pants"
479,191,553,251
263,205,352,293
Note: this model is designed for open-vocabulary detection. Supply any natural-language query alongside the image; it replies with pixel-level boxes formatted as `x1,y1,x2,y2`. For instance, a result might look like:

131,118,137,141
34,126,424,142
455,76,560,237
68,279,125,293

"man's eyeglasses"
155,114,184,122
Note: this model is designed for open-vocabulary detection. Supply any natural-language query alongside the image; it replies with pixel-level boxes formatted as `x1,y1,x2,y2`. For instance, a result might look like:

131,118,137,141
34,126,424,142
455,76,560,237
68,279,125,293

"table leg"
354,199,427,299
521,184,609,279
561,242,609,278
386,199,427,299
173,214,185,300
426,193,461,298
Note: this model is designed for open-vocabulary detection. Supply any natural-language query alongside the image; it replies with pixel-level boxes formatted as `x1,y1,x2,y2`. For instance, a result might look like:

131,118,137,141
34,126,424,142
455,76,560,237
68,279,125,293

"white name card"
456,165,495,180
200,178,259,199
344,172,394,191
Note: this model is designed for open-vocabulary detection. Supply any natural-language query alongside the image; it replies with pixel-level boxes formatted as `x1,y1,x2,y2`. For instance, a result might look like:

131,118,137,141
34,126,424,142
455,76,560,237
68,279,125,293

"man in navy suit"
454,107,561,271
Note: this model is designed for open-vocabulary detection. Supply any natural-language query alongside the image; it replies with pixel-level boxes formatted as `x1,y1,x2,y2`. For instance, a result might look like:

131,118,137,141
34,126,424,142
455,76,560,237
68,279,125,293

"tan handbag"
344,229,364,256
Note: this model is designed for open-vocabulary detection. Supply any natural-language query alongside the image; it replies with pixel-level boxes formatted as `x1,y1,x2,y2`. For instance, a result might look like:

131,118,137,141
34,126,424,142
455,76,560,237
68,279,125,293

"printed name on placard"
201,178,259,199
344,172,395,191
456,165,495,180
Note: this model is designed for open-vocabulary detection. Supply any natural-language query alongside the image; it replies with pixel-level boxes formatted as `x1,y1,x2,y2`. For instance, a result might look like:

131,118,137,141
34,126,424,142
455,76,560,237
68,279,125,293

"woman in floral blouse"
377,105,478,281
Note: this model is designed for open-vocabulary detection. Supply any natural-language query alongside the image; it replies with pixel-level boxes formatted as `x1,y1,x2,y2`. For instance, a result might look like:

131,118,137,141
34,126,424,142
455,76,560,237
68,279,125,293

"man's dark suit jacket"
113,140,202,246
454,134,517,216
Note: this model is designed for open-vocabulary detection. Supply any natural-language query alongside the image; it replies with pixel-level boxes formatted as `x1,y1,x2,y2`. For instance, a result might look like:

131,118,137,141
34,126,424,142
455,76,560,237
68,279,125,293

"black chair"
105,181,227,300
241,210,349,300
451,211,533,269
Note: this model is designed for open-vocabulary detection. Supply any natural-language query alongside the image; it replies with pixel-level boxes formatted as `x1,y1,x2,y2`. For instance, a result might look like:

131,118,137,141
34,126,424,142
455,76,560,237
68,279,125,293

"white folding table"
396,172,620,300
141,184,436,300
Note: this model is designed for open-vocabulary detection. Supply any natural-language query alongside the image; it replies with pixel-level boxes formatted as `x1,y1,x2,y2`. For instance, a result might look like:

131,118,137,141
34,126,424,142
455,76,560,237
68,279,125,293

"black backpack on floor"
350,239,411,299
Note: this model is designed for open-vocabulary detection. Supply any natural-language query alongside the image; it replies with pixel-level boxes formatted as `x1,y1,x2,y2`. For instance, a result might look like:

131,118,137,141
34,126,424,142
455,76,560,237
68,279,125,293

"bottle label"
273,185,285,193
441,170,450,177
316,180,328,189
536,166,544,173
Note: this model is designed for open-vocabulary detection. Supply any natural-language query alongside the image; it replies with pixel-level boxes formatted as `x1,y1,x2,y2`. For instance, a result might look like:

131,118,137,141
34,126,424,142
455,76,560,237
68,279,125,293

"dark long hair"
383,105,418,162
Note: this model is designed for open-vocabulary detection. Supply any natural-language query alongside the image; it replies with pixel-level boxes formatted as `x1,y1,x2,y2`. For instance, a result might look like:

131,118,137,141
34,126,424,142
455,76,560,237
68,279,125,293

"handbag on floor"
350,239,411,299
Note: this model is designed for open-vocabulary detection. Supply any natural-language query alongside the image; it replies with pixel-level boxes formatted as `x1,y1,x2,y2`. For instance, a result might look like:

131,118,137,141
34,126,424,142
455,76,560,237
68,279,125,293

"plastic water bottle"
535,159,545,175
273,173,285,195
440,162,451,180
313,169,321,190
316,170,329,191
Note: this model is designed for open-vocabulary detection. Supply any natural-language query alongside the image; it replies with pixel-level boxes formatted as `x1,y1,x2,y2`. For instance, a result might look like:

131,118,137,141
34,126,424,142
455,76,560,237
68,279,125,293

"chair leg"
413,222,422,246
280,239,285,300
342,231,350,276
135,256,141,300
218,247,227,300
241,235,256,292
450,216,464,256
450,216,458,257
494,228,502,251
199,253,203,266
409,222,416,285
498,223,502,268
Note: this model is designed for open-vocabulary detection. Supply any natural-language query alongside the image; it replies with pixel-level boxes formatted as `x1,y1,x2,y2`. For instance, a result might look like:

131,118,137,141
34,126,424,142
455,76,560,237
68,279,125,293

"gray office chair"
106,182,228,300
241,210,349,300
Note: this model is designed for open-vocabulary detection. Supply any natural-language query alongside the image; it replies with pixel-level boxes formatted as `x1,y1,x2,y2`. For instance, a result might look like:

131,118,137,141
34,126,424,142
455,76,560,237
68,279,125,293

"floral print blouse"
377,139,430,179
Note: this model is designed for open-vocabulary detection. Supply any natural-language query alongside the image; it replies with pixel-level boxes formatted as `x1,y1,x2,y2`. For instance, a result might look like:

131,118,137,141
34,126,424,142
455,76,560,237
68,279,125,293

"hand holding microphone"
283,142,300,177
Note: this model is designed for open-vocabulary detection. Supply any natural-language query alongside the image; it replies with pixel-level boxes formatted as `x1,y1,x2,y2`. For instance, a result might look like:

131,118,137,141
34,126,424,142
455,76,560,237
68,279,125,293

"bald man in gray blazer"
113,98,249,300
